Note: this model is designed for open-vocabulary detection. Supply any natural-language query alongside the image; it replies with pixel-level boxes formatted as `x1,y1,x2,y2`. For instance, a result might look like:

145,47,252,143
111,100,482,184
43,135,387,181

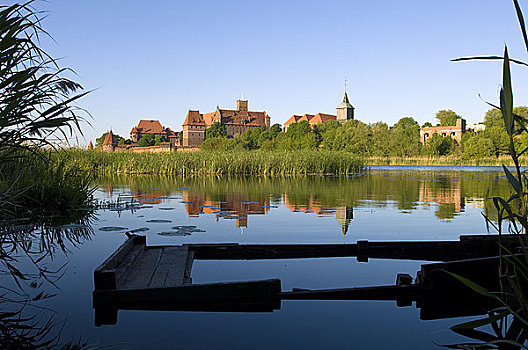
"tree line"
201,107,527,158
94,107,528,158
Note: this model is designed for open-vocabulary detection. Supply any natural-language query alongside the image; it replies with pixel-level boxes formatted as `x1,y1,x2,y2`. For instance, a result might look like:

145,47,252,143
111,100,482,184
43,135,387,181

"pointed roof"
102,130,115,146
183,110,205,125
87,141,93,150
337,91,354,109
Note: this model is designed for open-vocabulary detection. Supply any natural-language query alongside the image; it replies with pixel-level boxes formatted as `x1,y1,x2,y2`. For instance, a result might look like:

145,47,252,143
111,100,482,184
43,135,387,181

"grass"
0,151,95,220
367,156,523,167
56,149,365,176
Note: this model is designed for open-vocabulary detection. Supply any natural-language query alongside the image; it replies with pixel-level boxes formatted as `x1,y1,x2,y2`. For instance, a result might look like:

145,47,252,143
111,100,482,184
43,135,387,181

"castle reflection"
98,169,507,236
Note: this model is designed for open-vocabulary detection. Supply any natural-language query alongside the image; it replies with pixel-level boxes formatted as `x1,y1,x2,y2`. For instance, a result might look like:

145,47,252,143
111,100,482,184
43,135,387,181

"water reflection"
97,169,509,233
0,213,95,348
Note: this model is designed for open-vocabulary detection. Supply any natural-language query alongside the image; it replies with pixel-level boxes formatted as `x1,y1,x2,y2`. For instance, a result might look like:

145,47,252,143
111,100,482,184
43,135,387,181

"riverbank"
366,156,522,167
58,149,364,176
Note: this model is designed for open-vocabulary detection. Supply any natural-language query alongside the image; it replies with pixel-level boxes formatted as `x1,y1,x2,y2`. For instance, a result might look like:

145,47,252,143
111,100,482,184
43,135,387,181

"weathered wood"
148,246,188,288
94,235,146,290
94,279,282,308
118,248,163,289
281,284,428,300
183,250,194,286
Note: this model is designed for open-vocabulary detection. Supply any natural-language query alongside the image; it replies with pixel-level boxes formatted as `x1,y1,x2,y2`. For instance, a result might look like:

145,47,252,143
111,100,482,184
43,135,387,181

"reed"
367,156,522,167
56,149,365,176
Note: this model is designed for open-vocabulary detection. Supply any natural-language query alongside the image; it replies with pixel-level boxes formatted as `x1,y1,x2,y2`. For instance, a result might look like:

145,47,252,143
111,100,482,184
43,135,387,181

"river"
4,166,513,349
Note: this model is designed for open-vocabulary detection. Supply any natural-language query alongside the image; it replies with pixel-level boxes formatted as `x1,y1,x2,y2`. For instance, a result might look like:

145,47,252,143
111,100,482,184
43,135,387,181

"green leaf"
503,164,522,196
514,0,528,53
500,46,514,137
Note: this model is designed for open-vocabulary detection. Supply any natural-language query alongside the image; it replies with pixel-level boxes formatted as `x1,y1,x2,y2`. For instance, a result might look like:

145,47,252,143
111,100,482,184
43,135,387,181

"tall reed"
57,149,365,176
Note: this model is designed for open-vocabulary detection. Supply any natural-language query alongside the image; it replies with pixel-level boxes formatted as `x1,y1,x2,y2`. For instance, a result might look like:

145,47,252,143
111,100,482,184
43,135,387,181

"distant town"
96,89,487,155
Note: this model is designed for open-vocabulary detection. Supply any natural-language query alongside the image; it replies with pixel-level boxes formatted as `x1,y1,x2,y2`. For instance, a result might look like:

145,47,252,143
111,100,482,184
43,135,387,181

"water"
3,166,513,349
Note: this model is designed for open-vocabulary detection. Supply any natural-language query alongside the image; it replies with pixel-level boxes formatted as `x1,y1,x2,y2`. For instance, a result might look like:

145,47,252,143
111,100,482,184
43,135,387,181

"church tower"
336,91,354,123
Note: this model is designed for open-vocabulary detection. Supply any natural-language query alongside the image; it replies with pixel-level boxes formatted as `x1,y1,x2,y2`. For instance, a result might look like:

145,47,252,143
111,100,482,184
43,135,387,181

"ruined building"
420,118,466,144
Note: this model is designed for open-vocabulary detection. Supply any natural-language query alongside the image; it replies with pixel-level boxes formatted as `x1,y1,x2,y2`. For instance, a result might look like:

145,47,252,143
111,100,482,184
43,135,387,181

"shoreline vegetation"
366,156,522,167
56,149,365,176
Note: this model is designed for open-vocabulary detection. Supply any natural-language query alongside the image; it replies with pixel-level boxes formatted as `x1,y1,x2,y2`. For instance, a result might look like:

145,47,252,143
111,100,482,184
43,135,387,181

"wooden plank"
183,250,194,286
148,246,188,288
93,279,282,309
115,244,144,288
118,248,162,289
94,235,146,290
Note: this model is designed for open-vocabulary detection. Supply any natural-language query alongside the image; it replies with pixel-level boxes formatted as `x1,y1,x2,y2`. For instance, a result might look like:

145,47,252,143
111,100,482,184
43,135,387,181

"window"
442,133,446,137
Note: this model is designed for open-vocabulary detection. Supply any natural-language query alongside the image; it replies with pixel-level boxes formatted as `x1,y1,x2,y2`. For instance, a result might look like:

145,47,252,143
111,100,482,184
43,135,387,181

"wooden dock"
93,234,525,326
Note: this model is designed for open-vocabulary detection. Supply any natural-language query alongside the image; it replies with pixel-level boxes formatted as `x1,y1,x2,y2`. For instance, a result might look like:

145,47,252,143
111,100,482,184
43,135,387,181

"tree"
137,134,155,147
96,132,124,147
435,110,460,126
422,134,455,156
206,122,227,139
269,124,282,138
370,122,391,156
154,135,167,145
422,122,433,128
388,117,421,157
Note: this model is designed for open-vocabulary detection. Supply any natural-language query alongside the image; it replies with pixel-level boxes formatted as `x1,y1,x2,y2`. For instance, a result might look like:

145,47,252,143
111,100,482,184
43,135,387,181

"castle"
182,99,270,147
100,90,355,151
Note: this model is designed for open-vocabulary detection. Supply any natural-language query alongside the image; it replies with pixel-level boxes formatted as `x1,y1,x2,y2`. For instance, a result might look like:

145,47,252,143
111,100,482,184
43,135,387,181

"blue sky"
34,0,528,144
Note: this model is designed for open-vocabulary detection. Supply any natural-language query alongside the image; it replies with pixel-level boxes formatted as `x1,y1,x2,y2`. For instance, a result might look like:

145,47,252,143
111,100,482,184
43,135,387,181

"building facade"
420,118,467,144
182,99,270,147
130,120,180,146
283,91,354,132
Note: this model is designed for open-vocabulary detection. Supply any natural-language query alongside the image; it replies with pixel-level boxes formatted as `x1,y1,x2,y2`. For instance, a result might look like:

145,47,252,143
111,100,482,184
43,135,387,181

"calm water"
7,166,514,349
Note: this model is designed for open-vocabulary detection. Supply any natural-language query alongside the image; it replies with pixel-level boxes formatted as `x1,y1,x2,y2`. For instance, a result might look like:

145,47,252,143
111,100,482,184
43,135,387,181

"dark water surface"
14,167,515,349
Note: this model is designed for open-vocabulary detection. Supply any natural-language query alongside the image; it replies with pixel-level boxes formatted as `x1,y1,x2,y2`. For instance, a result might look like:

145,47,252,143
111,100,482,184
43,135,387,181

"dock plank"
183,250,194,286
119,248,162,289
148,246,188,288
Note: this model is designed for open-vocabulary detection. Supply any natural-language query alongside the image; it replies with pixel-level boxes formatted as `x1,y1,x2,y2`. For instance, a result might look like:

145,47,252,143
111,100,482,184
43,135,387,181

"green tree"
154,135,167,145
206,122,227,139
435,110,460,126
422,134,455,156
422,122,433,128
137,134,155,147
269,124,282,138
370,122,391,156
389,117,421,157
460,131,494,159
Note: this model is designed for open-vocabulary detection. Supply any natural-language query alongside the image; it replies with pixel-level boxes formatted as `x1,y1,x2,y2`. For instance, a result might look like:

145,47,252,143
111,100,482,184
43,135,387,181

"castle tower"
102,130,116,152
336,91,354,123
236,99,248,112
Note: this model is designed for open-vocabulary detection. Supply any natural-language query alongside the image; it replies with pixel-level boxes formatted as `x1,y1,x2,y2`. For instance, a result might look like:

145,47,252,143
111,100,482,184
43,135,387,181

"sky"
29,0,528,144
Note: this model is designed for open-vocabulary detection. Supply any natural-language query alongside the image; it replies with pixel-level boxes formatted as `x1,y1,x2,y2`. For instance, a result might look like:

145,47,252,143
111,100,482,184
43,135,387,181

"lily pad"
146,219,172,223
158,231,192,236
130,227,150,233
99,226,128,232
159,207,175,211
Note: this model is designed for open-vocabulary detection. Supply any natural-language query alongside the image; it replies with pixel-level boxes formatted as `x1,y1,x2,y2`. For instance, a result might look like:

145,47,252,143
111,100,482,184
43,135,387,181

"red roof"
183,110,205,125
131,120,165,134
285,113,336,126
102,130,115,146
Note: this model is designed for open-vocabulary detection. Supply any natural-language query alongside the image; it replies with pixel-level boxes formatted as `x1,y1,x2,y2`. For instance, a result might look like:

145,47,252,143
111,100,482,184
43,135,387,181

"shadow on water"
0,211,95,349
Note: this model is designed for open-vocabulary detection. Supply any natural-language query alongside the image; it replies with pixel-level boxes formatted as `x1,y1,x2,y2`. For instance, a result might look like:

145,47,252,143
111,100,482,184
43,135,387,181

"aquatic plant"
56,149,365,176
444,1,528,348
0,1,91,217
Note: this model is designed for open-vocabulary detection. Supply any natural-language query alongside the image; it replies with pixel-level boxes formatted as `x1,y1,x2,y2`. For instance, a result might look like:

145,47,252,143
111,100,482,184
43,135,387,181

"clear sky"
32,0,528,144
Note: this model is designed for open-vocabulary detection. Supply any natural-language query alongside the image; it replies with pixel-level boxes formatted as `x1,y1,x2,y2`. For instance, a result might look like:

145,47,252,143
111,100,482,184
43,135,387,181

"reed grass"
367,156,523,167
57,149,365,176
